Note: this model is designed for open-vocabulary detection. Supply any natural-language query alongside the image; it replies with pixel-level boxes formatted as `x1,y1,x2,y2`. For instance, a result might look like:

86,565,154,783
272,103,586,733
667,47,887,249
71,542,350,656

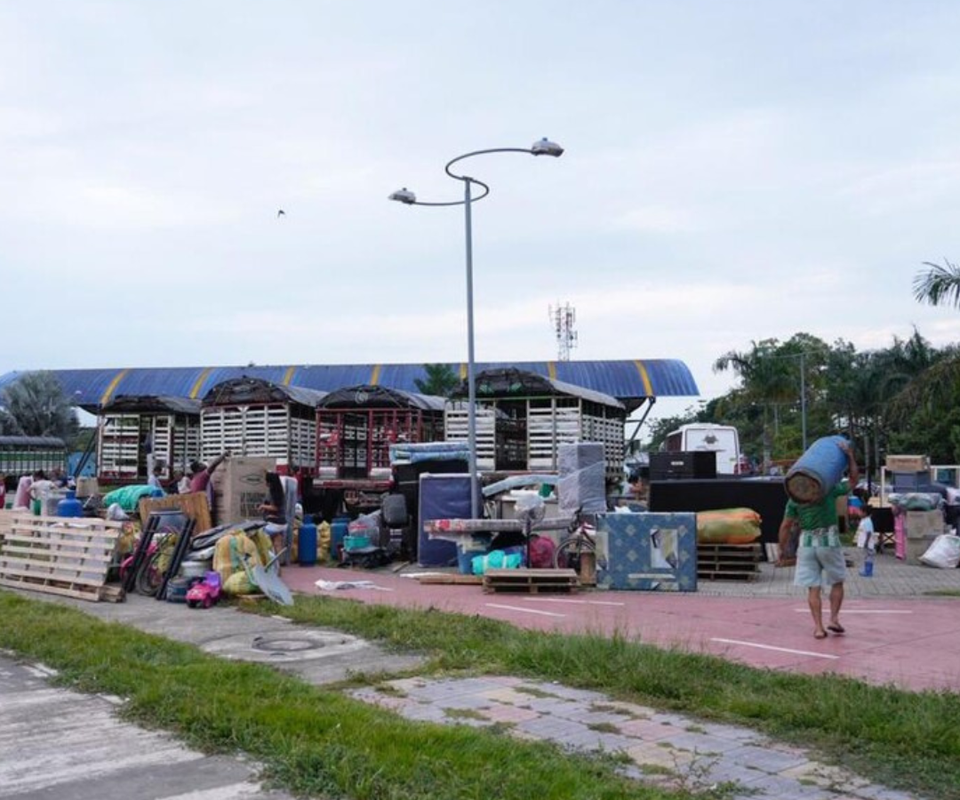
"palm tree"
714,339,797,464
0,371,79,442
914,259,960,308
885,265,960,444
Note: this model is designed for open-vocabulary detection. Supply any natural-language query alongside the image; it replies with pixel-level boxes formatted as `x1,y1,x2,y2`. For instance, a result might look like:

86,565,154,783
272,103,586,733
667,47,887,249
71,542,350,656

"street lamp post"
390,138,564,515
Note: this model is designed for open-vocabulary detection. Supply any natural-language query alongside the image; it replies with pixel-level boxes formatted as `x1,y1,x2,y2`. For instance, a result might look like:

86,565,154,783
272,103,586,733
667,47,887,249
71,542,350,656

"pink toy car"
186,571,222,609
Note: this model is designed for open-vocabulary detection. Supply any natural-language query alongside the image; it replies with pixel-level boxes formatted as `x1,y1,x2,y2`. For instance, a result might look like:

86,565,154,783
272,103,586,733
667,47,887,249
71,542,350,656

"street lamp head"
531,137,564,157
389,187,417,204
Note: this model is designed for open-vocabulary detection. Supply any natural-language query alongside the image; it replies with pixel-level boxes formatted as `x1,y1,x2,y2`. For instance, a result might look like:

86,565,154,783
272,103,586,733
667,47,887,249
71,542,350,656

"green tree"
414,363,460,398
0,371,79,443
714,338,805,464
914,258,960,308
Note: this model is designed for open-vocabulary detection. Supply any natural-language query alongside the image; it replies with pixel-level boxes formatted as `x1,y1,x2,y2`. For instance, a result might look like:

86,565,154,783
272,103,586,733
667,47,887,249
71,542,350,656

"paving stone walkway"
351,676,914,800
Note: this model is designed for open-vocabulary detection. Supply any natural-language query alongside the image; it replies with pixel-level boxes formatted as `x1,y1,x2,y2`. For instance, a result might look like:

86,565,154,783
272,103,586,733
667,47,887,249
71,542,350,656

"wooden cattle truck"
444,368,626,481
313,384,445,513
0,436,67,487
200,377,326,473
97,395,201,484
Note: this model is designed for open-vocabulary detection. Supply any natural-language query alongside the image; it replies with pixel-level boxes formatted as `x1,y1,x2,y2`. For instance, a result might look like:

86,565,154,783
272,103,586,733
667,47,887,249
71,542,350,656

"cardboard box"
885,454,930,472
905,510,943,540
211,456,276,526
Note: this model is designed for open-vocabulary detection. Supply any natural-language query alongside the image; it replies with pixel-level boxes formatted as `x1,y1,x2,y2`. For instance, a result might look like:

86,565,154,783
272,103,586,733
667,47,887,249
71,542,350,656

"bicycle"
553,507,596,571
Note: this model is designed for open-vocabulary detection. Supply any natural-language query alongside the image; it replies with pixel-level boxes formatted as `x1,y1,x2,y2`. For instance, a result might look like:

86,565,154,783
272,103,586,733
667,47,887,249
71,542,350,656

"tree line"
643,260,960,474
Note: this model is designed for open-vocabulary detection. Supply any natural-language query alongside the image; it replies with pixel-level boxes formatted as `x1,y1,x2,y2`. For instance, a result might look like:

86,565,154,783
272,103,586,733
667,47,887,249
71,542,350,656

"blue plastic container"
298,521,318,566
785,436,849,505
56,490,83,518
330,516,350,560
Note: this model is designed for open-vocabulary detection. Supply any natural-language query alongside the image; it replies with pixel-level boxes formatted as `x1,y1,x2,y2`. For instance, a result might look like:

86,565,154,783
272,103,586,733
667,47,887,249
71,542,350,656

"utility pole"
799,351,807,452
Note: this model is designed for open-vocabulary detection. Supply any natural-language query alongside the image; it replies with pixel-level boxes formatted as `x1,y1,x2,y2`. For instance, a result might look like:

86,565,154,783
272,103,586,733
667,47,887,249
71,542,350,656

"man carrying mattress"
778,439,858,640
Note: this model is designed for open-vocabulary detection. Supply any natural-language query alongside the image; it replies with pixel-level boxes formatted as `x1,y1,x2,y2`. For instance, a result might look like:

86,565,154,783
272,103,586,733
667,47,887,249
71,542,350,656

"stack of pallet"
0,514,125,602
696,542,762,581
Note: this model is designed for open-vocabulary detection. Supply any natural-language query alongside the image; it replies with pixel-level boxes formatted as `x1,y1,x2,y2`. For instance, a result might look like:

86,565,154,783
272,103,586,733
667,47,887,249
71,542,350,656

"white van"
662,423,742,476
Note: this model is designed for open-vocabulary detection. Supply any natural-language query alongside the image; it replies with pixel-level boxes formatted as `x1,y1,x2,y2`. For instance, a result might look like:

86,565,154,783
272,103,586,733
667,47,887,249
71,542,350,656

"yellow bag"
697,508,762,544
213,531,262,584
317,521,331,563
223,570,256,595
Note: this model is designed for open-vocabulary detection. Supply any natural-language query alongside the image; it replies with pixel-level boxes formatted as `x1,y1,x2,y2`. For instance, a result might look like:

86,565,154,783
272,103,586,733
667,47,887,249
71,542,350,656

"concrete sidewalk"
0,653,295,800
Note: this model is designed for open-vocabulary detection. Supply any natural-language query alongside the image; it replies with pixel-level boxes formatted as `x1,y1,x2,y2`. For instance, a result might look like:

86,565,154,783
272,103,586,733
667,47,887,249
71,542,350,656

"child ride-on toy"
186,571,222,609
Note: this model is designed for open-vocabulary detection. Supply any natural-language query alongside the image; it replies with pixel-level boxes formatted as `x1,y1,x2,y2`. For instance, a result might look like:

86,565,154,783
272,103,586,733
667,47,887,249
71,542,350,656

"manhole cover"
202,628,367,663
252,637,323,653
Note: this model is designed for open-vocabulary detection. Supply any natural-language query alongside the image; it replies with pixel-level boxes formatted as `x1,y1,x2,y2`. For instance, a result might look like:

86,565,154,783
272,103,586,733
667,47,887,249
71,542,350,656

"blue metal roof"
0,359,698,410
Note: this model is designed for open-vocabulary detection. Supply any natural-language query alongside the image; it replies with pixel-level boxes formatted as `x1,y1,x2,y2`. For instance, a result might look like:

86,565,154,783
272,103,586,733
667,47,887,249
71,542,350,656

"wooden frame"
138,492,212,534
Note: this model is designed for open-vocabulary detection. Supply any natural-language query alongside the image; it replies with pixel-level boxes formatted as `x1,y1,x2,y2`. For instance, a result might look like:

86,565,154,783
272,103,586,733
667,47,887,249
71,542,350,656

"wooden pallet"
697,568,760,582
0,515,124,602
697,542,762,581
416,574,484,586
482,568,579,594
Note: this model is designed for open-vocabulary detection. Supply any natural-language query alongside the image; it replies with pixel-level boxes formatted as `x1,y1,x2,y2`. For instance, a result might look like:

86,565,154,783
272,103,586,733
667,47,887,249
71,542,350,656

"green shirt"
784,480,849,531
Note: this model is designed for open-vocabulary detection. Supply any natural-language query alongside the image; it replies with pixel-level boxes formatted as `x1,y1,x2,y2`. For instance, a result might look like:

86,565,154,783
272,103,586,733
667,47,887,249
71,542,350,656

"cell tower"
548,302,578,361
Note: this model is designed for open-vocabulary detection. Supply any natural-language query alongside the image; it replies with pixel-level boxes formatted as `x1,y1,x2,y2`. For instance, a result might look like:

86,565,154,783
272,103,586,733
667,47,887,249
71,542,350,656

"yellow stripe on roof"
188,367,213,399
370,364,382,386
634,360,654,397
282,366,296,386
546,361,557,381
99,369,129,406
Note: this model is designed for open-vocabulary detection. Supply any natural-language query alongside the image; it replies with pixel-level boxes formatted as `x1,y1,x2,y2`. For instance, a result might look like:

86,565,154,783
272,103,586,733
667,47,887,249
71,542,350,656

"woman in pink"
13,475,33,509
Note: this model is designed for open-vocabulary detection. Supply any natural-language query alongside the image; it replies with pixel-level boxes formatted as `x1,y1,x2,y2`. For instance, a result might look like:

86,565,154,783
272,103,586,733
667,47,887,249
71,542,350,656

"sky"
3,1,960,429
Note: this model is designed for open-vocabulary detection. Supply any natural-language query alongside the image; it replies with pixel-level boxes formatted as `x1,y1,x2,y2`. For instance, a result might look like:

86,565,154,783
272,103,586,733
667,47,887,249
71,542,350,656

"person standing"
856,505,877,568
780,439,858,640
147,465,164,490
176,469,191,495
13,474,33,510
188,452,229,493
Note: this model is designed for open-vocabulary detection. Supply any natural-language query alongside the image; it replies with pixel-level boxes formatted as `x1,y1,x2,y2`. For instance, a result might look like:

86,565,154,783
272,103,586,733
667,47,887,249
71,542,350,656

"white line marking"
792,609,913,614
485,604,566,618
710,638,840,660
523,597,626,607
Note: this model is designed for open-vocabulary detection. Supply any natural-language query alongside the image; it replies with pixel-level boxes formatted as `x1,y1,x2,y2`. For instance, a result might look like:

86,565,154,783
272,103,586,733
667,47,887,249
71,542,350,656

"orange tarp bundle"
696,508,762,544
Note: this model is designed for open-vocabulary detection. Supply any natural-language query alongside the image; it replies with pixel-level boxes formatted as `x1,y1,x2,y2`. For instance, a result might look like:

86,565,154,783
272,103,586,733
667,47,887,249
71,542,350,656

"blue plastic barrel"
785,436,849,504
56,490,83,518
298,521,318,566
330,516,350,560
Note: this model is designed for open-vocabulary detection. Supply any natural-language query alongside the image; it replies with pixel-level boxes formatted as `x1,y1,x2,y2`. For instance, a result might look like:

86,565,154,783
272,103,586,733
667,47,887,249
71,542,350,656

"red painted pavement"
282,565,960,693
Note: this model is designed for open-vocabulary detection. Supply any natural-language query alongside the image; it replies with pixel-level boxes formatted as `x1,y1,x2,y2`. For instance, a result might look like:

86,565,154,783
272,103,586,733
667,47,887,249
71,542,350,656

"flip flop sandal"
827,624,845,635
814,631,828,639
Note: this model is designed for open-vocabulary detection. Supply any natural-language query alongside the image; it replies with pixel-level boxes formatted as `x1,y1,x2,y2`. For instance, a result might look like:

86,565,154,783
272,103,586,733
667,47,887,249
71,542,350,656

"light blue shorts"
794,528,846,587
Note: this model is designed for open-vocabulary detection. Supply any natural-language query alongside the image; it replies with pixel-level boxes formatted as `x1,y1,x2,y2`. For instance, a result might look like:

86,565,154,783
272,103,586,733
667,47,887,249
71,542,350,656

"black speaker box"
649,451,717,480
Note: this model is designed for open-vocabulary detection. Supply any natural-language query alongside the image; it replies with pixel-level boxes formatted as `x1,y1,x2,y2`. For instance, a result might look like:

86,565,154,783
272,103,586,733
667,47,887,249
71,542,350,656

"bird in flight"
277,209,285,218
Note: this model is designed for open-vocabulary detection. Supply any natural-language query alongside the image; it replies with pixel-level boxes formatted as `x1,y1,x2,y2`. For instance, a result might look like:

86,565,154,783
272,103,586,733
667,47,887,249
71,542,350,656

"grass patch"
266,593,960,800
591,702,645,718
444,708,487,721
514,685,561,699
0,592,678,800
589,721,622,734
925,589,960,597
